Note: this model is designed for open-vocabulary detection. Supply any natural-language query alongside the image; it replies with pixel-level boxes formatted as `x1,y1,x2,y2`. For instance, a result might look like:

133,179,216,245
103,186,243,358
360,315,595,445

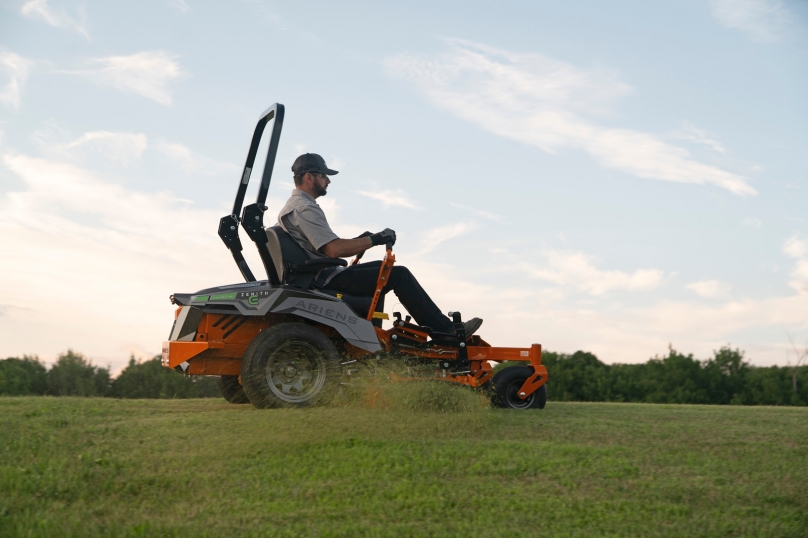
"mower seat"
264,226,375,316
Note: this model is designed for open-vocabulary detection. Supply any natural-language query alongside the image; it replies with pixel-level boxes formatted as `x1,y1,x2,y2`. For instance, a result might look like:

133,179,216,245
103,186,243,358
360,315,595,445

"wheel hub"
505,380,534,409
265,341,326,404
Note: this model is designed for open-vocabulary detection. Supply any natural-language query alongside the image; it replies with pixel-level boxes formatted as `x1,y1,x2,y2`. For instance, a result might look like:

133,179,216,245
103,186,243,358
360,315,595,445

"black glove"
370,228,396,246
354,231,373,239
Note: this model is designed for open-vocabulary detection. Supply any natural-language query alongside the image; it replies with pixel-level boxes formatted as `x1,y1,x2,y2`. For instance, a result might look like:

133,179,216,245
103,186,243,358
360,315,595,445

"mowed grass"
1,396,806,537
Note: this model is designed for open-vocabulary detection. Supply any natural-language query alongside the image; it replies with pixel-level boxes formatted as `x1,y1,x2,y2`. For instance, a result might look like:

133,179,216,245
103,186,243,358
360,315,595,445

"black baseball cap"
291,153,339,175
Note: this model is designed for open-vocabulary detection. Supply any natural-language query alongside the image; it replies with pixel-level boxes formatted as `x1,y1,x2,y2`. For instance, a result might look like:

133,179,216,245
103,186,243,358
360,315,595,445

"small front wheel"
491,366,547,410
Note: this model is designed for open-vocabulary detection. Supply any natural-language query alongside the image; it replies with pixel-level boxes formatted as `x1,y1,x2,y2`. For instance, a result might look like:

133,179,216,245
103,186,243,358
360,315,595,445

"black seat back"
265,226,310,285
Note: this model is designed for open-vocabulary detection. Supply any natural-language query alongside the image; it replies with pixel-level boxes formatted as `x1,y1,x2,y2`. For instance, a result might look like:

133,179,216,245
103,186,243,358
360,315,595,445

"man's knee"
391,265,411,276
388,265,414,288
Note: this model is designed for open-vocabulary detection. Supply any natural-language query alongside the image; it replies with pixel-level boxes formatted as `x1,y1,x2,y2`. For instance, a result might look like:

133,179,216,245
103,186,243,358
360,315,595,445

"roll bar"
218,103,285,283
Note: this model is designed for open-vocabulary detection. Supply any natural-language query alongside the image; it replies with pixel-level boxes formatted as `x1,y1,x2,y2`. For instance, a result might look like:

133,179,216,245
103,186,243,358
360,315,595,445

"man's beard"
314,183,328,196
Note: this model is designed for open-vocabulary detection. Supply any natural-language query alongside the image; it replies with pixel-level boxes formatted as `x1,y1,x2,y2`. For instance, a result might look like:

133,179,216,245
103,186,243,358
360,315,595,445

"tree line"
498,346,807,406
1,346,806,405
0,350,218,398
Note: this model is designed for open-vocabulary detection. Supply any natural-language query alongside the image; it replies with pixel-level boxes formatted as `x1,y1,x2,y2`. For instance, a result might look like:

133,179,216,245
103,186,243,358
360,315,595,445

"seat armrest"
305,258,348,267
287,257,347,274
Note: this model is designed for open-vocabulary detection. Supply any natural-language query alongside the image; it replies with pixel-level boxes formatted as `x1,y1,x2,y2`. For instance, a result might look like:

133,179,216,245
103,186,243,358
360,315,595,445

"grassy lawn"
0,396,806,537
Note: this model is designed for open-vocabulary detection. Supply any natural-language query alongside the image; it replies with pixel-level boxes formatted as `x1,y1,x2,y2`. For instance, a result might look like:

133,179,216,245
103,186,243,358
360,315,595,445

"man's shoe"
463,318,483,338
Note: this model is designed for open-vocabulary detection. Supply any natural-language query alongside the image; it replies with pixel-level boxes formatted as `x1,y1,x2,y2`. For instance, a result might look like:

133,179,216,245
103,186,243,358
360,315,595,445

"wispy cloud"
686,279,731,298
385,39,755,196
167,0,191,13
68,51,184,105
709,0,791,42
672,121,726,153
66,131,148,164
21,0,89,38
527,250,664,295
0,52,32,109
418,221,477,254
30,127,233,174
742,217,763,229
357,188,421,210
450,202,506,223
156,140,239,176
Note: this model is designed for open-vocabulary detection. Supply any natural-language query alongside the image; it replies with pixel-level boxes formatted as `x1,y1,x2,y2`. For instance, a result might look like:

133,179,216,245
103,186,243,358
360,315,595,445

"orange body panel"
162,341,209,368
186,358,241,376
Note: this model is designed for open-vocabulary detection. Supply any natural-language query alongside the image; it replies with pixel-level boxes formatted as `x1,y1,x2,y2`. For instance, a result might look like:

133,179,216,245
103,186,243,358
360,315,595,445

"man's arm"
321,236,372,258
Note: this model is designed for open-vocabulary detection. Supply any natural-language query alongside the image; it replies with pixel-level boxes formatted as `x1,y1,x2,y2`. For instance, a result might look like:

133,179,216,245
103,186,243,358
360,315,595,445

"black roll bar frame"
218,103,285,284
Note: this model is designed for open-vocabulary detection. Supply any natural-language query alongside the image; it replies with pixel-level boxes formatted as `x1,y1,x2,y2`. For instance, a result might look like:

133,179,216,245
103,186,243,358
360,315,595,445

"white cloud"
385,39,755,196
357,188,421,210
709,0,791,42
784,235,808,293
0,150,231,370
0,52,32,109
742,217,762,229
686,279,730,298
450,202,506,223
527,250,664,295
167,0,191,13
418,221,477,254
66,131,148,164
784,234,807,259
155,140,239,176
72,51,184,105
672,121,726,153
21,0,89,38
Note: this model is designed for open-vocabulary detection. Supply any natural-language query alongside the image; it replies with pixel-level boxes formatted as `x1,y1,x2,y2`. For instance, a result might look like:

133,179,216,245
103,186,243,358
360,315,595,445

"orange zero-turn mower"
162,103,549,410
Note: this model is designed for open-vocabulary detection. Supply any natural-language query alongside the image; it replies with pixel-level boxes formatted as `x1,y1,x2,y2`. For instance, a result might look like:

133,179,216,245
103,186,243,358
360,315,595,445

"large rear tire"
216,375,250,404
491,366,547,409
241,323,341,409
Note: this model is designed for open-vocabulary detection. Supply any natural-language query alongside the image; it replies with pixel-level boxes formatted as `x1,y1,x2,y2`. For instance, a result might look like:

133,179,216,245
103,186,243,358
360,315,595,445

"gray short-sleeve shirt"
275,189,345,284
276,190,338,258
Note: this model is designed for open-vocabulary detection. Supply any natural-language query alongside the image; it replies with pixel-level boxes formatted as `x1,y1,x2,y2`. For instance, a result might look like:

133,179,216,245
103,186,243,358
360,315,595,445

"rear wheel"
491,366,547,409
241,323,341,409
216,375,250,404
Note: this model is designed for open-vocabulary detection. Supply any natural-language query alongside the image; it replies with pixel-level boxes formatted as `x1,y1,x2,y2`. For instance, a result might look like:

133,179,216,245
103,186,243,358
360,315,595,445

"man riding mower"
161,103,548,410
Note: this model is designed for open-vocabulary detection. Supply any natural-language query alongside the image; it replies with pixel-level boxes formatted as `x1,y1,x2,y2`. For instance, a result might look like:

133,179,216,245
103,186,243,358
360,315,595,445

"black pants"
323,261,454,333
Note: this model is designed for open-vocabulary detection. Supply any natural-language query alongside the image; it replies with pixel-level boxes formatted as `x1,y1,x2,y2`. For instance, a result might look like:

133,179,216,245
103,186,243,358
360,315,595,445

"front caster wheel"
491,366,547,409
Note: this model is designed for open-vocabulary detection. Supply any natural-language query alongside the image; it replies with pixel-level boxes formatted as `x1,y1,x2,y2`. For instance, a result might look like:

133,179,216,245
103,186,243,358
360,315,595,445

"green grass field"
1,395,806,537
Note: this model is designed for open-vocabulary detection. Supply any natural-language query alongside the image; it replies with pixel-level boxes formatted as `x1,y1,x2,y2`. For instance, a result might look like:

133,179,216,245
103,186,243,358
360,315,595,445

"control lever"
351,231,373,266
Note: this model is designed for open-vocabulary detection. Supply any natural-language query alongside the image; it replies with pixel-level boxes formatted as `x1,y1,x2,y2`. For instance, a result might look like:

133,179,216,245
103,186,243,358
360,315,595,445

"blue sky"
0,0,806,371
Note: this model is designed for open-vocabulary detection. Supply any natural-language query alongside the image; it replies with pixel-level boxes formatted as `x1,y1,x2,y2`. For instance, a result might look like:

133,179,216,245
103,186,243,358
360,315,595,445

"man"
275,153,482,337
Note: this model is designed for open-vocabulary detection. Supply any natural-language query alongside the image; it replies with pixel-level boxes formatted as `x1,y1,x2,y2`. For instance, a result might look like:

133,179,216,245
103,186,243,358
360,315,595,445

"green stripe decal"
210,292,237,301
193,295,209,302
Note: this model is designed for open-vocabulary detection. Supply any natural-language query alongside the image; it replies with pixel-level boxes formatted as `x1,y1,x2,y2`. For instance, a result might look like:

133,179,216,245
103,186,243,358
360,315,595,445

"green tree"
740,365,807,406
541,351,611,402
110,356,219,399
0,356,47,395
702,346,749,404
46,350,110,397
